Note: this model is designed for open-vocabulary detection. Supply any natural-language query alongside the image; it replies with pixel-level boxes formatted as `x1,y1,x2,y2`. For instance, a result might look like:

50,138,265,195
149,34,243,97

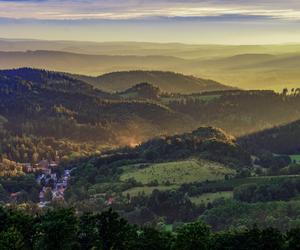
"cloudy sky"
1,0,300,44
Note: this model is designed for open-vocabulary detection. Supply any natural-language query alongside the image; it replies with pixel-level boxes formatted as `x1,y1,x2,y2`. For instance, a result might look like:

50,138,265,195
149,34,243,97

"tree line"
1,206,300,250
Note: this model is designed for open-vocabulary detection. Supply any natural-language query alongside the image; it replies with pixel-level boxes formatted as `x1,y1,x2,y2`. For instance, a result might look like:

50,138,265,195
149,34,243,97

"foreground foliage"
0,207,300,250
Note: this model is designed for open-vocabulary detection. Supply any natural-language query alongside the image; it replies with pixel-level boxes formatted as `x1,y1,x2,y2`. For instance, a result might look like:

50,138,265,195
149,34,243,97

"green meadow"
122,185,178,197
290,155,300,163
120,159,235,185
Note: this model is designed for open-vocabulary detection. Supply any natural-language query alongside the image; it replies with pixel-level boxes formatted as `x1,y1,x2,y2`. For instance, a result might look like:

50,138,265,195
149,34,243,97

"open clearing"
161,94,220,104
290,155,300,163
122,185,178,197
120,159,235,185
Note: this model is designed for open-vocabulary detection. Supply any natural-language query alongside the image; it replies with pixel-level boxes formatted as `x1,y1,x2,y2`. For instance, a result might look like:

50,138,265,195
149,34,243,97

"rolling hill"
0,67,116,99
73,71,233,94
136,126,251,167
2,46,300,91
0,68,193,151
191,53,300,90
3,39,300,59
0,50,186,76
239,119,300,155
65,126,250,224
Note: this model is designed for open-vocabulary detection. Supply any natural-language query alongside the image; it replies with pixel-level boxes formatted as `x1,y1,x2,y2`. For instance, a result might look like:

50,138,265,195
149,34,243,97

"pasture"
120,159,235,185
122,185,178,197
161,94,220,104
290,155,300,163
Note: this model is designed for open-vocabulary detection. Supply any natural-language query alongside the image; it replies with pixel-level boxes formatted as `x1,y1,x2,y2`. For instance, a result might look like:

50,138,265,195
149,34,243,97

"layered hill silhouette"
74,71,232,94
2,47,300,90
0,68,115,99
0,68,192,145
0,50,185,76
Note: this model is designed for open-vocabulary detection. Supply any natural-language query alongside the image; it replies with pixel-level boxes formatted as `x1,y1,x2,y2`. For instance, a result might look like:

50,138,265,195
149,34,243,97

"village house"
39,190,45,202
10,192,21,201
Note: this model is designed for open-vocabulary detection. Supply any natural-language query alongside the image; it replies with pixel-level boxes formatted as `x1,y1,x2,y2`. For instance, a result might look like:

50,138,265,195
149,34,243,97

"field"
188,175,300,205
191,175,300,195
122,185,178,197
120,92,138,99
190,191,233,205
290,155,300,163
120,159,235,185
161,94,220,104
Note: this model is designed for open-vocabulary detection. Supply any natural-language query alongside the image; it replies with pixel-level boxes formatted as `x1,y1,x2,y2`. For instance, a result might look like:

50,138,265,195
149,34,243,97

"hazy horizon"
3,37,300,46
2,0,300,44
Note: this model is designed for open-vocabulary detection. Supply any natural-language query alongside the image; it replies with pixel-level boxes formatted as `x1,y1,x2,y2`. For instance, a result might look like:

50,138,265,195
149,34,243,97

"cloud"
0,0,300,21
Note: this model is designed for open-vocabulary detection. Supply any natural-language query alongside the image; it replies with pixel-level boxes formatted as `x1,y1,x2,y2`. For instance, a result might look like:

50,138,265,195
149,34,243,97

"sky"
1,0,300,44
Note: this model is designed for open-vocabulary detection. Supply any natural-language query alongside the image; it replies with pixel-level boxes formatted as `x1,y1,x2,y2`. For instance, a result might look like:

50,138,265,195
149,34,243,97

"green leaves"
173,221,211,250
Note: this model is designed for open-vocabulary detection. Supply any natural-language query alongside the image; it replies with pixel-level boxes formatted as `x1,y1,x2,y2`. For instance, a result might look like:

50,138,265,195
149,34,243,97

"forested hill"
2,68,300,163
0,68,193,163
74,70,233,94
119,82,161,100
134,126,251,167
239,119,300,155
0,68,116,99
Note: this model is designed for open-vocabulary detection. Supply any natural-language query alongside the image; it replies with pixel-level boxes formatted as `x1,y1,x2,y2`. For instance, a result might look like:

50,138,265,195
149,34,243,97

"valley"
1,56,300,236
2,41,300,91
3,0,300,247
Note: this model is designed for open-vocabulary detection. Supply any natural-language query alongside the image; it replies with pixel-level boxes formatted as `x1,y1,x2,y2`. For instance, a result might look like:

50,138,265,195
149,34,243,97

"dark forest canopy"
2,68,300,236
239,119,300,155
167,89,300,136
0,206,298,250
1,68,300,164
0,68,193,160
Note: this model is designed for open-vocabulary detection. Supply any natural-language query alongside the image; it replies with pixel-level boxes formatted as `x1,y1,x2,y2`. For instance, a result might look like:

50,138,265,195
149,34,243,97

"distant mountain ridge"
2,45,300,90
73,70,233,94
0,50,186,76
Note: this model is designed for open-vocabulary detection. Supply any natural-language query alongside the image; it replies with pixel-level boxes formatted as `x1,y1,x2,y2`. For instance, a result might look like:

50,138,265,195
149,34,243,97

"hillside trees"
173,221,211,250
233,178,300,203
0,206,298,250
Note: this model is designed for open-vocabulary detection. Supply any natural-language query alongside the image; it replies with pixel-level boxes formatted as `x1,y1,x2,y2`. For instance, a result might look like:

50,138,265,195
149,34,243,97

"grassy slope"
120,159,234,185
122,185,178,197
120,159,235,193
188,175,300,205
194,175,300,190
161,93,221,104
290,155,300,163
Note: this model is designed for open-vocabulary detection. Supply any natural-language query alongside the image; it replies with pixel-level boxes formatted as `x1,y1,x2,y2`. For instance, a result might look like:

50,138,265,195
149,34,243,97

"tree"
94,208,137,250
0,184,8,202
286,228,300,250
282,88,288,97
259,228,285,250
0,227,25,250
131,227,173,250
77,213,99,250
173,220,211,250
35,208,78,250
